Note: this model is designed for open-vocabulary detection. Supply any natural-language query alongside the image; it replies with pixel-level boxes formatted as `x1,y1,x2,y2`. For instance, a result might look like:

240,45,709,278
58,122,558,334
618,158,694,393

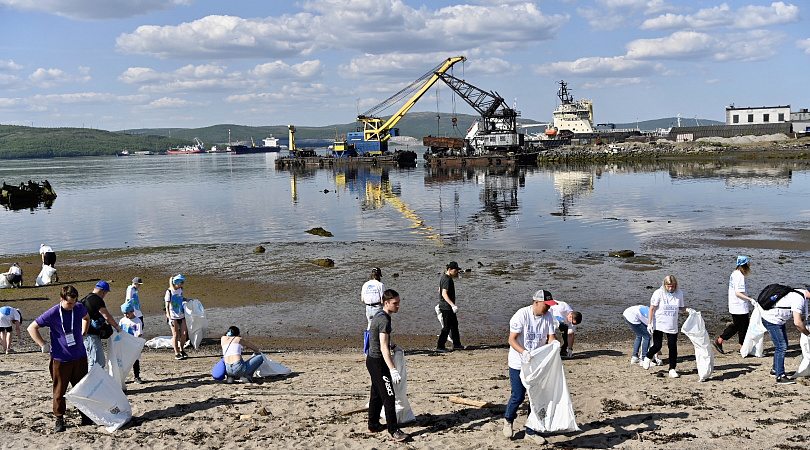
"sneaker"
175,353,183,360
776,375,796,385
769,369,777,376
390,429,409,442
53,417,66,433
368,423,387,433
239,376,254,383
225,376,235,384
434,348,450,353
669,369,679,378
80,413,94,426
641,357,651,370
180,351,189,359
502,419,513,438
524,433,547,444
630,356,640,365
654,357,664,366
712,339,725,354
134,377,144,384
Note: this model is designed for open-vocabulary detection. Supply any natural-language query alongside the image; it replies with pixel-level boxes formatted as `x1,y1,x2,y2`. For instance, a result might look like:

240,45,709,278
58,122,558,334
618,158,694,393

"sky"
0,0,808,131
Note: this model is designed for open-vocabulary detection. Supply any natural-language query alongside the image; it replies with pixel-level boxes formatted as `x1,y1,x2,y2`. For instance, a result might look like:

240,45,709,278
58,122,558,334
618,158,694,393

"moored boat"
229,135,283,154
168,138,205,154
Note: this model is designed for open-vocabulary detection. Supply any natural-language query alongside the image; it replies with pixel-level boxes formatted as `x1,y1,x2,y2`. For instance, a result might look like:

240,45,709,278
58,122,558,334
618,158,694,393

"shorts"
169,317,186,328
0,326,11,333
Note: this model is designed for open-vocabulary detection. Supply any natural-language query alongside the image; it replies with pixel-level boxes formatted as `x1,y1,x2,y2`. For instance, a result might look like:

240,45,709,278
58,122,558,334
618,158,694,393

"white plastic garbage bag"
794,333,810,377
183,299,208,350
66,364,132,433
521,340,580,433
144,336,174,349
681,309,715,381
106,329,146,389
0,274,11,289
390,347,415,424
254,354,292,377
35,265,57,286
740,304,766,358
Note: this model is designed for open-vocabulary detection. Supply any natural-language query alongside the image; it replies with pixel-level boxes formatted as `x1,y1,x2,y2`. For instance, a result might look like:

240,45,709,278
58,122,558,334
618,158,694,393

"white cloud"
28,67,91,88
30,92,148,104
534,56,663,77
249,60,324,80
140,97,195,109
578,0,680,31
0,97,23,108
0,0,193,20
118,67,166,84
798,38,810,54
0,74,22,90
626,30,788,62
0,59,24,71
581,77,644,90
641,1,800,30
116,2,567,59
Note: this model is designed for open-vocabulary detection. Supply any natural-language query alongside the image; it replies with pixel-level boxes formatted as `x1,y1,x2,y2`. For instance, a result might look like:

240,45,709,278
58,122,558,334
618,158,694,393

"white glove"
686,308,696,314
566,348,573,358
40,343,50,353
647,324,654,334
521,350,532,363
390,368,402,384
451,305,459,314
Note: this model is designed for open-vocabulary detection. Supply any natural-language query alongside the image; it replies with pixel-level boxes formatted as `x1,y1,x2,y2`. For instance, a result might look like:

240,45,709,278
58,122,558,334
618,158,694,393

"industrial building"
668,104,809,141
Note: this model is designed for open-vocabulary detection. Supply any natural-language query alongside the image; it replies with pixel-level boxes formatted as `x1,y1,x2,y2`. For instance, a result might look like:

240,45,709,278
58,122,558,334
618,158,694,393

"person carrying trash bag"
365,289,409,442
27,285,95,432
713,256,755,355
503,289,558,444
759,286,810,384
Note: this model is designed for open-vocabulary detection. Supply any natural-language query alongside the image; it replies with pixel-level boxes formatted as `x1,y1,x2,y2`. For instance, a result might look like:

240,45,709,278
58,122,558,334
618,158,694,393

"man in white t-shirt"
361,267,385,330
5,263,22,287
0,306,23,353
759,287,810,384
550,300,582,358
503,289,557,444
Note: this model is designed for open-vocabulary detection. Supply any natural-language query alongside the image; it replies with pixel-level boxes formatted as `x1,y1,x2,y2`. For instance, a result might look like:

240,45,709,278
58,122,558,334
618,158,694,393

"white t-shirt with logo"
623,305,650,325
550,301,576,333
508,305,556,370
728,270,750,315
361,279,385,305
760,291,807,326
650,287,684,334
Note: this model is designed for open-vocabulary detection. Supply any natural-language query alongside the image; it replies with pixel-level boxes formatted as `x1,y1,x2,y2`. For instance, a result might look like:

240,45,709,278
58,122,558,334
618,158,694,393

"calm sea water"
2,152,810,256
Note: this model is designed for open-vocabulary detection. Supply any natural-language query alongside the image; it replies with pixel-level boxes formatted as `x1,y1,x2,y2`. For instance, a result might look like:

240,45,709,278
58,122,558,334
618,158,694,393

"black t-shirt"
81,293,106,336
367,312,391,359
438,273,455,311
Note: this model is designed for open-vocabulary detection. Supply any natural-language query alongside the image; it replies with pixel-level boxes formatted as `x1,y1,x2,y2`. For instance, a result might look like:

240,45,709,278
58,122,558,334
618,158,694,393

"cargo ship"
228,135,284,154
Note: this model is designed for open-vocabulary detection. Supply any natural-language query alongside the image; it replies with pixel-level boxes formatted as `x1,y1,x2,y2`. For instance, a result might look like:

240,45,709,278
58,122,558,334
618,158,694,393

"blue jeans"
84,335,105,370
625,319,650,358
504,368,537,435
762,319,788,377
225,355,264,378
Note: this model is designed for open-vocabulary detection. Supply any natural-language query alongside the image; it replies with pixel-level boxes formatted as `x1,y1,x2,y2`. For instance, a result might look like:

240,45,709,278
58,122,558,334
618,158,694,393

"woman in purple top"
27,285,93,433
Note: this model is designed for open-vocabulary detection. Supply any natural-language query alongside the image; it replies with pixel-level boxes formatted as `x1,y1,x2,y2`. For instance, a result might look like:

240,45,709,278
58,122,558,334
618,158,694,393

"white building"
725,105,791,125
791,108,810,134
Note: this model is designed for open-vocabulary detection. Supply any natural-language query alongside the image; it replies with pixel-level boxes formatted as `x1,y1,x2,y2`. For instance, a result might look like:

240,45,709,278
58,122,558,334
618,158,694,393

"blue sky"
1,0,808,131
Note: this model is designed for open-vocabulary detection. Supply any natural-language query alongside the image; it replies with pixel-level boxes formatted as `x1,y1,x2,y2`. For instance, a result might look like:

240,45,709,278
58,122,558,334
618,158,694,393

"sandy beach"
2,238,810,448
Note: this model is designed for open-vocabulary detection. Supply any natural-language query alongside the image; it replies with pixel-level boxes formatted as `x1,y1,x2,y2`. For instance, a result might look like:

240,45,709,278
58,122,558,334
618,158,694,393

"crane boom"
358,56,466,143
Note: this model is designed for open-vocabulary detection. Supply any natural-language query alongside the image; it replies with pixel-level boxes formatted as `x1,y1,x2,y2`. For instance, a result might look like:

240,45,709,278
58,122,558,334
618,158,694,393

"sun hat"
132,277,143,284
533,289,557,305
94,281,110,291
736,255,750,266
172,274,185,284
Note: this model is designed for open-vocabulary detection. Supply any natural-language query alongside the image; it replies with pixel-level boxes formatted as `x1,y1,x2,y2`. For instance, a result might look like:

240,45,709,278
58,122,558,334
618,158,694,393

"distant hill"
0,125,190,159
1,114,724,159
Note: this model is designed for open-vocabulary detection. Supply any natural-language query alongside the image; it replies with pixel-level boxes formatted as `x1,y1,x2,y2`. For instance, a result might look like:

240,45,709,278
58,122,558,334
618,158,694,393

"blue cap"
95,281,110,291
736,255,750,266
121,301,135,313
172,274,185,284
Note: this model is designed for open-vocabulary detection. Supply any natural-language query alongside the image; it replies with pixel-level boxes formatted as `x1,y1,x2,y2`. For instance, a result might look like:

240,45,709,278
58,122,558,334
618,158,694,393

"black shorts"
170,317,185,328
43,252,56,266
0,326,12,333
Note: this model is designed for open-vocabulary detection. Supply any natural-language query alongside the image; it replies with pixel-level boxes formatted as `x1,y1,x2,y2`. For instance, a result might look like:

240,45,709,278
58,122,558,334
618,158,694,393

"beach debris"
1,179,57,210
311,258,335,268
339,406,368,416
448,396,494,408
609,250,635,257
257,407,270,416
253,245,265,253
306,227,333,237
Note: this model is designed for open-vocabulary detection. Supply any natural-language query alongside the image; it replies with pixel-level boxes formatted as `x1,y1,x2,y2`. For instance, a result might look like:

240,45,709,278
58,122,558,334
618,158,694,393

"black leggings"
719,313,750,346
647,330,678,370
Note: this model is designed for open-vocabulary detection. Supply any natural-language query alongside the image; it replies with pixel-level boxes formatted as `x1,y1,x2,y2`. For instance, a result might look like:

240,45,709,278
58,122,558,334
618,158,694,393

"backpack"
756,284,804,310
